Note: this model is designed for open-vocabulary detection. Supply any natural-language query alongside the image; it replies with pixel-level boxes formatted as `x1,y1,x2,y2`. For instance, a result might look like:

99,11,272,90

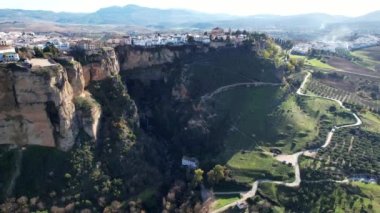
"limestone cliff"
0,64,76,150
0,59,105,151
74,94,101,140
82,47,120,86
0,46,120,151
115,45,209,71
63,59,85,97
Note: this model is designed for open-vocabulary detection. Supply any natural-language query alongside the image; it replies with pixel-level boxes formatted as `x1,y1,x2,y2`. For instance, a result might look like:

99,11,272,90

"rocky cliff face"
82,47,120,86
115,45,208,71
121,45,284,156
0,64,76,150
0,47,120,150
64,60,85,97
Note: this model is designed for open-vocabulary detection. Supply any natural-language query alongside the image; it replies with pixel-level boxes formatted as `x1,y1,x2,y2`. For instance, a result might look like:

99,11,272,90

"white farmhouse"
181,156,199,169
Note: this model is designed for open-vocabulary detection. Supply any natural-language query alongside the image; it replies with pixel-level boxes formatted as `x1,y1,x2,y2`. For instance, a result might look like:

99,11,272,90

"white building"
181,156,199,169
0,39,13,46
1,52,20,62
0,46,20,62
48,39,70,51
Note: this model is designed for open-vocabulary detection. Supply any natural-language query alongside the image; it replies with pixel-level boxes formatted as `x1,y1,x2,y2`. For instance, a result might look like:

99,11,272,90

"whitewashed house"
0,39,13,46
2,52,20,62
181,156,199,169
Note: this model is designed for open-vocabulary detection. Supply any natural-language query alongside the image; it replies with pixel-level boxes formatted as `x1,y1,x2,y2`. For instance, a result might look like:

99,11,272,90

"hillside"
0,5,379,30
0,38,289,212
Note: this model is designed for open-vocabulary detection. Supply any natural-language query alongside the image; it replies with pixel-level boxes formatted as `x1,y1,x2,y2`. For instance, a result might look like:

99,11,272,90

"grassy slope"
273,95,317,152
351,48,380,72
360,111,380,133
186,47,281,98
301,96,356,126
352,182,380,210
290,55,336,70
210,82,356,184
212,195,240,210
260,181,379,213
227,151,293,183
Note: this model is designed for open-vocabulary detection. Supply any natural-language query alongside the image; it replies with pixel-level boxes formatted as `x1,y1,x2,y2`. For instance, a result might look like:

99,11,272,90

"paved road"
211,72,363,213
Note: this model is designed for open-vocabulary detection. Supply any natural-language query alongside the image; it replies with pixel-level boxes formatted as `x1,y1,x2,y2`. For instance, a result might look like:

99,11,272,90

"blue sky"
1,0,379,16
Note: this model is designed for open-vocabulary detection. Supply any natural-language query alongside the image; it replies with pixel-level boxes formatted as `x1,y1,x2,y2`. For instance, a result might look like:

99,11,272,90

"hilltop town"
0,27,251,64
1,2,380,212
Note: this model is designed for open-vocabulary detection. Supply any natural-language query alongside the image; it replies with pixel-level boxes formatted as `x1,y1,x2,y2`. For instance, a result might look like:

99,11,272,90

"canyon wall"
0,48,122,151
82,47,120,86
0,64,76,150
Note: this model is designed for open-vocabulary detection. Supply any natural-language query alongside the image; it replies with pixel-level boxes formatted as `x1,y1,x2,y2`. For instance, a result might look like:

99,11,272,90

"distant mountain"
203,13,349,30
0,5,234,26
352,10,380,22
0,5,379,31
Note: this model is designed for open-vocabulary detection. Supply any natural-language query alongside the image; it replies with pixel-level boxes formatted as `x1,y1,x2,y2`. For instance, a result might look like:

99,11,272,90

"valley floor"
210,71,377,212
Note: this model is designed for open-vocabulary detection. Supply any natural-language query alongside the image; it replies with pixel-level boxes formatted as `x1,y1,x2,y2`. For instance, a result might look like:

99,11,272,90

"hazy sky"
1,0,379,17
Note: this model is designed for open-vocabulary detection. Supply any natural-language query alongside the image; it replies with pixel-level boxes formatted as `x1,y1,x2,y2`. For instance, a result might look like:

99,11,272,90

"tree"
33,47,44,58
187,35,195,43
207,165,226,185
43,43,59,57
193,169,204,186
329,106,337,113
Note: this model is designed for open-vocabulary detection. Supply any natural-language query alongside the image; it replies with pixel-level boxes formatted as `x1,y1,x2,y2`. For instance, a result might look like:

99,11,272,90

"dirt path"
348,137,355,153
200,81,282,104
211,72,363,213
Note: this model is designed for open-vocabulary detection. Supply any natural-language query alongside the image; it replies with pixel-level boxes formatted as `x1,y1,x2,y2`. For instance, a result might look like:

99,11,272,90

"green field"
257,181,380,212
300,96,356,127
227,151,294,183
208,81,357,185
290,55,336,70
352,182,380,210
212,86,322,156
351,48,380,72
273,95,318,152
360,111,380,133
212,194,240,210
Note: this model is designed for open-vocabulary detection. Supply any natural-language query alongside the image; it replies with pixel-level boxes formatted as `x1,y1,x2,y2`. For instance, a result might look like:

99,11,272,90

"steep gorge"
0,41,285,212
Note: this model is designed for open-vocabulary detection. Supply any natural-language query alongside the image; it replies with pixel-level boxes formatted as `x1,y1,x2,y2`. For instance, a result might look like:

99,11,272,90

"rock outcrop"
82,47,120,86
0,64,76,150
74,94,101,140
116,46,204,71
0,46,120,151
63,59,85,97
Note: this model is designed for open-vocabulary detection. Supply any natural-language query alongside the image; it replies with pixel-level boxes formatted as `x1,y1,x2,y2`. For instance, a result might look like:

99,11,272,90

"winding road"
211,72,363,213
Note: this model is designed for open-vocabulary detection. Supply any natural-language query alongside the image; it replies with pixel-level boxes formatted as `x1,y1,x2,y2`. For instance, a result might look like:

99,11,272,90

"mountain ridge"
0,5,379,30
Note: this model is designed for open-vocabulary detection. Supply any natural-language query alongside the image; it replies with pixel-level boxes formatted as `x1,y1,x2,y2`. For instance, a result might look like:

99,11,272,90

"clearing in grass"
212,194,240,210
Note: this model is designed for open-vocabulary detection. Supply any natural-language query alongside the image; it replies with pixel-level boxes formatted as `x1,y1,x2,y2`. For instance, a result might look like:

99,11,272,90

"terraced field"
313,129,380,178
306,79,380,112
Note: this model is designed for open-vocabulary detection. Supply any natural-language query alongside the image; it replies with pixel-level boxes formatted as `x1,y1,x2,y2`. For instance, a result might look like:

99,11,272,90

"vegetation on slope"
290,54,336,70
351,46,380,72
258,181,378,212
